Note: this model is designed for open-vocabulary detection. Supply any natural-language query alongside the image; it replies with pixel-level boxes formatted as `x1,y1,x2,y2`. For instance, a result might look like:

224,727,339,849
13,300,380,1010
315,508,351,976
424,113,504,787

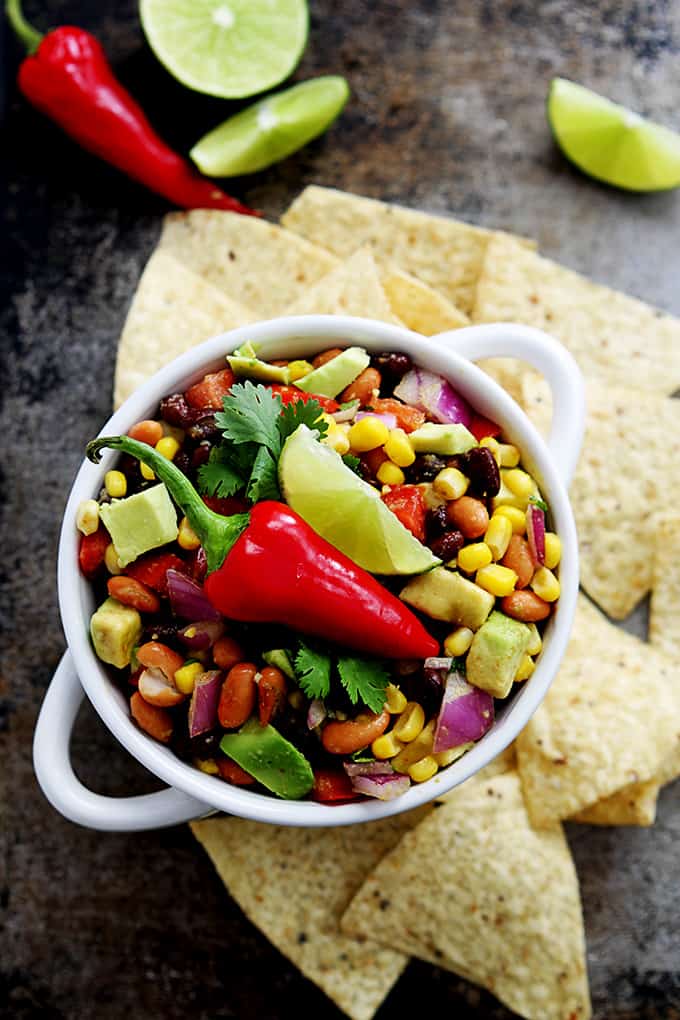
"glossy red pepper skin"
13,25,257,215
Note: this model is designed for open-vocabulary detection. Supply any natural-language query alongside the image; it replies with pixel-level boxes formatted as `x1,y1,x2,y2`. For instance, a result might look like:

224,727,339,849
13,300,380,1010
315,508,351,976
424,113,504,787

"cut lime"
279,425,440,576
191,76,350,177
139,0,309,99
548,77,680,192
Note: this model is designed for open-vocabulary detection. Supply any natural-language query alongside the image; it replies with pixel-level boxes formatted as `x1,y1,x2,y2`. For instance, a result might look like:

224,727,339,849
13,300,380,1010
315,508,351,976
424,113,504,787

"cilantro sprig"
294,641,389,714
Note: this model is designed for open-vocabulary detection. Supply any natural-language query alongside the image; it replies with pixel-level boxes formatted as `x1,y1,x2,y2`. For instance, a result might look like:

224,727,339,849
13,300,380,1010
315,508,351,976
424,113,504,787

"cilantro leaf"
277,396,328,444
295,642,331,700
215,381,283,452
247,446,280,503
197,446,247,498
337,656,390,714
529,496,548,512
342,453,362,475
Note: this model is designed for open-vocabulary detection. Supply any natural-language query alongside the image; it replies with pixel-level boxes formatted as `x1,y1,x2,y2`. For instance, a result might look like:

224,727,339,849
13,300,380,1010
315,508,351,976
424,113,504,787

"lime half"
279,425,440,576
548,77,680,192
191,76,350,177
140,0,309,99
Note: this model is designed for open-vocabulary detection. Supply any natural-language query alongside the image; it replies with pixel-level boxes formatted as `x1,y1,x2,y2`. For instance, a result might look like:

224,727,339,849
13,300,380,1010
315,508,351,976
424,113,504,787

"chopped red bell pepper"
125,551,186,595
469,413,502,442
381,485,427,542
185,369,235,411
78,528,110,577
311,769,357,803
268,384,339,414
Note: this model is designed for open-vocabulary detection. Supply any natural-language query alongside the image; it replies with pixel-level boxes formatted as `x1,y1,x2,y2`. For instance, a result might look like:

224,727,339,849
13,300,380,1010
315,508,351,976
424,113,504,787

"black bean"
426,504,449,539
461,447,500,498
371,351,412,387
174,451,191,476
410,453,447,483
191,442,212,469
430,529,464,561
143,622,179,645
160,393,203,428
187,415,221,442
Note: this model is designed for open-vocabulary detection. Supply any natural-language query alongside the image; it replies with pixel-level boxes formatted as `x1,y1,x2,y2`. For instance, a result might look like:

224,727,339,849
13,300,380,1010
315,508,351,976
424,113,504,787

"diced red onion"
526,505,546,565
178,620,225,651
188,670,222,738
343,760,394,778
307,698,327,730
332,400,360,423
433,671,495,753
355,411,397,430
350,772,411,800
424,657,453,671
167,569,221,622
394,368,472,426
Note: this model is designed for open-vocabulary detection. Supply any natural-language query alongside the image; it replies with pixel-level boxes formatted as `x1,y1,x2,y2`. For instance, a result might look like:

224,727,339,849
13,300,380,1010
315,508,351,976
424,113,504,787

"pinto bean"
312,348,344,369
136,641,184,681
500,590,551,622
128,420,163,446
258,666,287,727
446,496,489,539
138,667,186,708
340,367,382,407
321,710,390,755
502,535,535,589
218,662,258,729
130,691,173,743
107,576,160,614
213,636,247,671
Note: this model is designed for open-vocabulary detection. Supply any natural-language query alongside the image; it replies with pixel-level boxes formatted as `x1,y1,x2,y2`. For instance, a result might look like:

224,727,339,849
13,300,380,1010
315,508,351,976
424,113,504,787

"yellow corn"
175,661,204,695
287,359,313,381
408,756,439,783
475,563,517,596
178,516,201,551
104,470,127,499
76,498,100,535
526,623,542,657
493,505,526,534
384,427,416,467
324,422,350,456
484,514,512,560
372,731,405,760
498,443,520,467
193,757,219,775
544,532,562,570
392,719,436,772
434,743,473,766
457,542,493,573
155,436,180,461
433,467,469,500
385,683,408,714
515,654,536,681
531,566,560,602
393,701,426,742
348,416,390,452
443,626,474,657
377,461,405,486
503,468,535,500
104,543,123,575
140,462,155,481
479,436,501,464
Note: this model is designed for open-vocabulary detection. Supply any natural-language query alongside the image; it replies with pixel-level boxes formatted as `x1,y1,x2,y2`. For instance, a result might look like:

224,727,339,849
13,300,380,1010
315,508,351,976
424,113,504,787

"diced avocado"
220,718,314,799
90,597,143,669
400,566,494,631
409,423,477,456
294,346,370,398
227,355,290,384
99,483,179,567
466,611,531,699
262,649,296,679
234,341,258,358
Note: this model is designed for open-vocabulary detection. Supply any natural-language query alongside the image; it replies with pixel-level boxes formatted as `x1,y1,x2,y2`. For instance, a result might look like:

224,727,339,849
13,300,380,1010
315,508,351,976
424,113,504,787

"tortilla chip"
569,778,660,827
473,234,680,396
191,812,426,1020
283,248,402,323
647,516,680,788
113,251,255,408
159,210,339,317
522,375,680,619
281,186,534,316
381,268,469,334
341,772,591,1020
516,595,680,828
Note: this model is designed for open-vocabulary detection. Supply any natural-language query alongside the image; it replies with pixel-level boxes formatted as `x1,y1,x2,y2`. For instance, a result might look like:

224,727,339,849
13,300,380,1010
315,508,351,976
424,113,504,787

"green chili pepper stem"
86,436,250,573
6,0,43,54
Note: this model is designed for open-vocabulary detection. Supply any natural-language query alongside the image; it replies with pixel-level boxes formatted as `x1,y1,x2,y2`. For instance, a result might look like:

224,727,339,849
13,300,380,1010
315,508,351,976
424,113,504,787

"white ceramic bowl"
34,316,584,831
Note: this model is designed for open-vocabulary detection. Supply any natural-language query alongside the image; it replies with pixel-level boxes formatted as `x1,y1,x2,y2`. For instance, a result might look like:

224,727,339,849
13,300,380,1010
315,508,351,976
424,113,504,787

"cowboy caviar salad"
81,344,561,802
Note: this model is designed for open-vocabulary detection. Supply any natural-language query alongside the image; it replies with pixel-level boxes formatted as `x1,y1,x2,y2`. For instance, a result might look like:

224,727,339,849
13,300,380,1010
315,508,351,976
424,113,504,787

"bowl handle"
33,651,215,831
430,323,584,486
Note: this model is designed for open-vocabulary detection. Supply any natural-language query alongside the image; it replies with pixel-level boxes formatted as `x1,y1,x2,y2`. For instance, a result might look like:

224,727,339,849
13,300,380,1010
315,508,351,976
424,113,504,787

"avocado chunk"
90,597,143,669
400,567,494,631
262,648,296,679
408,423,477,456
466,611,531,699
294,346,370,398
220,718,314,799
227,354,290,384
99,483,179,567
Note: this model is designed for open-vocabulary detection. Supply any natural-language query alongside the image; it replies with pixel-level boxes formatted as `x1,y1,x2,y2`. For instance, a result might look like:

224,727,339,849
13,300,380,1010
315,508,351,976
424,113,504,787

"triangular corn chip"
283,248,401,323
380,268,469,334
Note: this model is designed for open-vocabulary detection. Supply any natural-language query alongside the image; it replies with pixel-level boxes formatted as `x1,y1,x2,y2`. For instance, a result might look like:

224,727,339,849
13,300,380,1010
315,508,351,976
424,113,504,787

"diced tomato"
217,757,256,786
469,413,502,442
381,485,427,541
370,398,425,433
185,369,235,410
311,769,358,803
125,551,186,595
78,528,110,578
268,384,339,414
201,495,249,516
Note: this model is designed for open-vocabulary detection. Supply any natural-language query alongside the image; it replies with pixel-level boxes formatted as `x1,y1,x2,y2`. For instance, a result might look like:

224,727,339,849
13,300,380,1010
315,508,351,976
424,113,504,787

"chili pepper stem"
86,436,250,574
6,0,43,53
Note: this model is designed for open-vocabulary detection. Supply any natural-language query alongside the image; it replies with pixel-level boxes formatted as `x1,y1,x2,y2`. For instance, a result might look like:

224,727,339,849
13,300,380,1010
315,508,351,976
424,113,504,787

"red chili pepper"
6,0,258,215
78,527,110,577
87,436,439,661
381,485,427,542
469,413,502,442
268,384,339,414
311,769,357,803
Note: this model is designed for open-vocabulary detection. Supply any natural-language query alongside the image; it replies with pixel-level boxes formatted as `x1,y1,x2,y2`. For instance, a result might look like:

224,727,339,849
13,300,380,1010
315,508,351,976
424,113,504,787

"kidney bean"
361,446,388,479
218,663,258,729
502,535,535,589
312,348,344,369
213,636,247,671
321,710,390,755
217,757,257,785
130,691,173,743
128,420,163,446
371,351,412,386
461,447,500,498
137,641,184,682
500,590,551,622
340,367,381,406
159,393,202,428
430,529,465,561
258,666,287,726
446,496,489,539
191,442,212,469
107,576,160,614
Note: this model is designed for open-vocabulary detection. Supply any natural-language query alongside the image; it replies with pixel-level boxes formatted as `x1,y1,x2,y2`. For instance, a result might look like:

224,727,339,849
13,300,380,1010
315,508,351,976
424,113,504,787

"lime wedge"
191,76,350,177
279,425,440,576
548,77,680,192
139,0,309,99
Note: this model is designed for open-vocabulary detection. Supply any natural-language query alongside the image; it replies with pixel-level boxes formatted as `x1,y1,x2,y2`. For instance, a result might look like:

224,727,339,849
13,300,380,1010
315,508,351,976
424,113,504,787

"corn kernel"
377,461,405,486
492,505,526,534
503,468,535,499
372,731,405,759
498,443,520,467
393,702,426,743
104,470,127,499
526,623,542,656
443,626,474,657
408,755,439,783
484,514,512,560
324,424,350,456
544,532,562,570
384,428,416,467
140,462,155,481
193,757,219,775
531,566,560,602
515,654,536,682
76,498,100,535
385,683,408,713
348,417,390,452
104,543,123,575
434,743,473,766
433,467,469,501
457,542,493,573
475,563,517,596
287,359,314,381
392,719,436,772
479,436,501,464
155,436,180,461
177,516,201,551
175,661,204,695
